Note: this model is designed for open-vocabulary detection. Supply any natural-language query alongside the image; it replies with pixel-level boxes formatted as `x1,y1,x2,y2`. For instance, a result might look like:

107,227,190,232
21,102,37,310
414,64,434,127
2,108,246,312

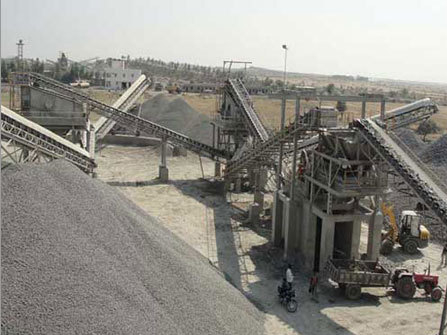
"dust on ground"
96,144,447,335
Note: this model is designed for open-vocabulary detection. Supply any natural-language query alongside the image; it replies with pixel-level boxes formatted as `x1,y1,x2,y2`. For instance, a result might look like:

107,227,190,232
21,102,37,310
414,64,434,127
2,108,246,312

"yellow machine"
380,203,430,255
166,83,181,94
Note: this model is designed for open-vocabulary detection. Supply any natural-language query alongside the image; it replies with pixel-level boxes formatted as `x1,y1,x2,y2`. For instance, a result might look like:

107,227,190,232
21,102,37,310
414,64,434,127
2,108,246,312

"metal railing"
1,106,94,173
355,119,447,226
227,79,270,142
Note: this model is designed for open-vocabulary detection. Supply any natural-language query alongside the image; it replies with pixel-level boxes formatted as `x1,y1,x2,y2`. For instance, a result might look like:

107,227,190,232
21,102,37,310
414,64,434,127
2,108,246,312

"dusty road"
96,144,446,335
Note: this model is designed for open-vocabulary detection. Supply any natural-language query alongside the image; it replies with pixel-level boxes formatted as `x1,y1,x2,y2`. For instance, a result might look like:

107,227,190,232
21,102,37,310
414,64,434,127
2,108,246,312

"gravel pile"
140,94,213,146
395,128,427,154
2,161,263,335
420,134,447,166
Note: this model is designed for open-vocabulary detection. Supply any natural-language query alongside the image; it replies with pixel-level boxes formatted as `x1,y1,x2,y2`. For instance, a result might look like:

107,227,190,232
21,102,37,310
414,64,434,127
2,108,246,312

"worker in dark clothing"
441,243,447,266
309,272,319,301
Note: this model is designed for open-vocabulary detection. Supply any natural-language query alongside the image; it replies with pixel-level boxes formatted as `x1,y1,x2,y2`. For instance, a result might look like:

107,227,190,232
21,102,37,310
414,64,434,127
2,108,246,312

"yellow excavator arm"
381,203,399,243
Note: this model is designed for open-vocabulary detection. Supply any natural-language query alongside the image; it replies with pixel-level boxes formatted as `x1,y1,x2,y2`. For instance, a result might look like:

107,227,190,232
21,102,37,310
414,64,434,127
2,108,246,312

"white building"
104,59,142,90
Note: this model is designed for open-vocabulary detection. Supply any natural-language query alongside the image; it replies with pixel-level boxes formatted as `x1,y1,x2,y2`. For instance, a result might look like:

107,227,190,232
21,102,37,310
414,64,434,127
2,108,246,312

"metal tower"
16,39,24,71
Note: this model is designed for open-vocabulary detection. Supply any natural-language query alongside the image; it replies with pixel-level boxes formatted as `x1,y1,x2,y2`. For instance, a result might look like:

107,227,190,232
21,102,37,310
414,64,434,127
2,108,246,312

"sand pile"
395,128,427,154
1,161,263,335
420,135,447,167
140,94,213,146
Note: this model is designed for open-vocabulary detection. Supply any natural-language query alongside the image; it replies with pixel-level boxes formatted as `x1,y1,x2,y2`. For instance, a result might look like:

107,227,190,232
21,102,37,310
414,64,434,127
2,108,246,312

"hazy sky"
2,0,446,83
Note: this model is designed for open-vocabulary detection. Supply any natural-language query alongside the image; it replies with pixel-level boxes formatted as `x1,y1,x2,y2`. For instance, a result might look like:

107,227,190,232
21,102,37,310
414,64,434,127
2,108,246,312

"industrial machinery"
380,203,430,255
391,267,442,301
166,83,181,94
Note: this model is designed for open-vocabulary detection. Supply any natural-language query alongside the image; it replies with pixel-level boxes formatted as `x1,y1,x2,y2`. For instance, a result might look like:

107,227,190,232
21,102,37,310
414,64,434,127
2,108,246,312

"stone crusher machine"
380,203,430,255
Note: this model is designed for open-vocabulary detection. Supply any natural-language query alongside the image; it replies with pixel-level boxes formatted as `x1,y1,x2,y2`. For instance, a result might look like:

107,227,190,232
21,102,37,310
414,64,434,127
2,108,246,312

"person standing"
309,272,319,301
286,264,294,290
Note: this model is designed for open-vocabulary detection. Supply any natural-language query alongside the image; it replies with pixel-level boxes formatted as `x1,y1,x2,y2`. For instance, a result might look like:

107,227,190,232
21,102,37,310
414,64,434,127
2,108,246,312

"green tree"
336,100,347,112
326,83,335,94
416,119,440,141
1,59,8,81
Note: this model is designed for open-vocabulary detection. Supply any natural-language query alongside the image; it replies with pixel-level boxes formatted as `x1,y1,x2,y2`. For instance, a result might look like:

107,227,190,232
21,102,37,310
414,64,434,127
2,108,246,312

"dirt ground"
96,144,447,335
183,92,447,138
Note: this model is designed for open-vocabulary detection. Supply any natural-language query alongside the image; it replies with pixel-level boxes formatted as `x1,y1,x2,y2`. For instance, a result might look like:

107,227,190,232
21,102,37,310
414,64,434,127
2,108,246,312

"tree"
416,119,440,141
1,59,8,81
326,83,335,94
400,88,409,98
336,100,347,112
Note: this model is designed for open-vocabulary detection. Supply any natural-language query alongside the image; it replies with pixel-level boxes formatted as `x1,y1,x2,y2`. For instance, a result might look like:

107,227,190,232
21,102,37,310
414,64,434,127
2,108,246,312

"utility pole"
439,284,447,335
276,44,288,189
282,44,288,88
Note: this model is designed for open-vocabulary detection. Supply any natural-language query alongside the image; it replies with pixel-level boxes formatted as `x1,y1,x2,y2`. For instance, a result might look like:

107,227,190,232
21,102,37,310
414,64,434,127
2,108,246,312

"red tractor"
391,267,443,302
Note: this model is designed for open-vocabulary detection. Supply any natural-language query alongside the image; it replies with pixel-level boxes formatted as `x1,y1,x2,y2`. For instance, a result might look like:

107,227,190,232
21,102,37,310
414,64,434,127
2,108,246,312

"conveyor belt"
354,118,447,225
224,120,318,177
372,98,438,130
226,79,270,142
1,106,94,173
21,73,227,159
95,75,150,140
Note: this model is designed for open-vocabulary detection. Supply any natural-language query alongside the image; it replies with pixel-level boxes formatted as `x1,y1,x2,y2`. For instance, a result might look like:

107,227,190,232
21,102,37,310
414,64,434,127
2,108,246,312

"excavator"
380,203,430,255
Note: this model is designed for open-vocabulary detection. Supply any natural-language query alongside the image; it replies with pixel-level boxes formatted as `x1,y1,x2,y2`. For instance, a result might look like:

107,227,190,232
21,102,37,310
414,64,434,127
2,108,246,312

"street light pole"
277,44,288,189
282,44,288,88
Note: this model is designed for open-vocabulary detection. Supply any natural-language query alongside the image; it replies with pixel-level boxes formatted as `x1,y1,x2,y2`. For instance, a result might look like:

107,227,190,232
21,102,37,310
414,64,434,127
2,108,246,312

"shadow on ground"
170,178,358,335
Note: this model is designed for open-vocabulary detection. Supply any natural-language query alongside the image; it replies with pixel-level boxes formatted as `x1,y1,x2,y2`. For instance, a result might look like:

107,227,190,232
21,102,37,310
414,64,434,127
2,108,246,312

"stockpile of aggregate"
420,134,447,167
1,160,263,335
395,128,427,154
140,94,213,146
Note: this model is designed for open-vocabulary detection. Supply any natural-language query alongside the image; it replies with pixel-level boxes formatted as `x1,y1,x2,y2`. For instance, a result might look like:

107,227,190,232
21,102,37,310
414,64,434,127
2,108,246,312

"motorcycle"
277,279,298,312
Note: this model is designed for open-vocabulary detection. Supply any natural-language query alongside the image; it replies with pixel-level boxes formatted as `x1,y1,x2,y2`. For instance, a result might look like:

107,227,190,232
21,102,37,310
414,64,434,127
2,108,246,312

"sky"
1,0,447,83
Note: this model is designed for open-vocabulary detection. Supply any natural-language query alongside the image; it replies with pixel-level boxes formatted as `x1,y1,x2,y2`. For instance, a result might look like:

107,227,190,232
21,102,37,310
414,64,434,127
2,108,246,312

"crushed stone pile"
1,160,263,335
395,128,427,154
420,134,447,167
140,94,213,146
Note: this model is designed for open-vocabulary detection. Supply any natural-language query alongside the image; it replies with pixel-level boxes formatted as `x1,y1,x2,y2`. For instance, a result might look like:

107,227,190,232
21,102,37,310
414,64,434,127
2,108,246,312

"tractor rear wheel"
403,239,418,254
380,239,394,255
345,284,362,300
396,277,416,299
431,287,442,302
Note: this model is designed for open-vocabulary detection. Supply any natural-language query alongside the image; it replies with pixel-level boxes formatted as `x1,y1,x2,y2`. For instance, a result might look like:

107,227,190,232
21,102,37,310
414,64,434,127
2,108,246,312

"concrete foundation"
159,166,169,182
214,161,221,177
248,203,261,225
366,208,383,260
272,191,374,272
272,191,284,247
254,191,264,210
235,178,242,193
159,137,169,182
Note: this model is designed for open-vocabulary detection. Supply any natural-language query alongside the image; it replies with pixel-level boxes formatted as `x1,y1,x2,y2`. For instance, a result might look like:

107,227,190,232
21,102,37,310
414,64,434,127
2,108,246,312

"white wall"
104,68,142,90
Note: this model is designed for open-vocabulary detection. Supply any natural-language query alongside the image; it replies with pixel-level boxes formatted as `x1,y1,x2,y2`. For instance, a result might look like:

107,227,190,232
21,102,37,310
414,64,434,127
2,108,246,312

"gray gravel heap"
140,94,213,146
420,134,447,166
1,160,263,335
395,128,427,154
